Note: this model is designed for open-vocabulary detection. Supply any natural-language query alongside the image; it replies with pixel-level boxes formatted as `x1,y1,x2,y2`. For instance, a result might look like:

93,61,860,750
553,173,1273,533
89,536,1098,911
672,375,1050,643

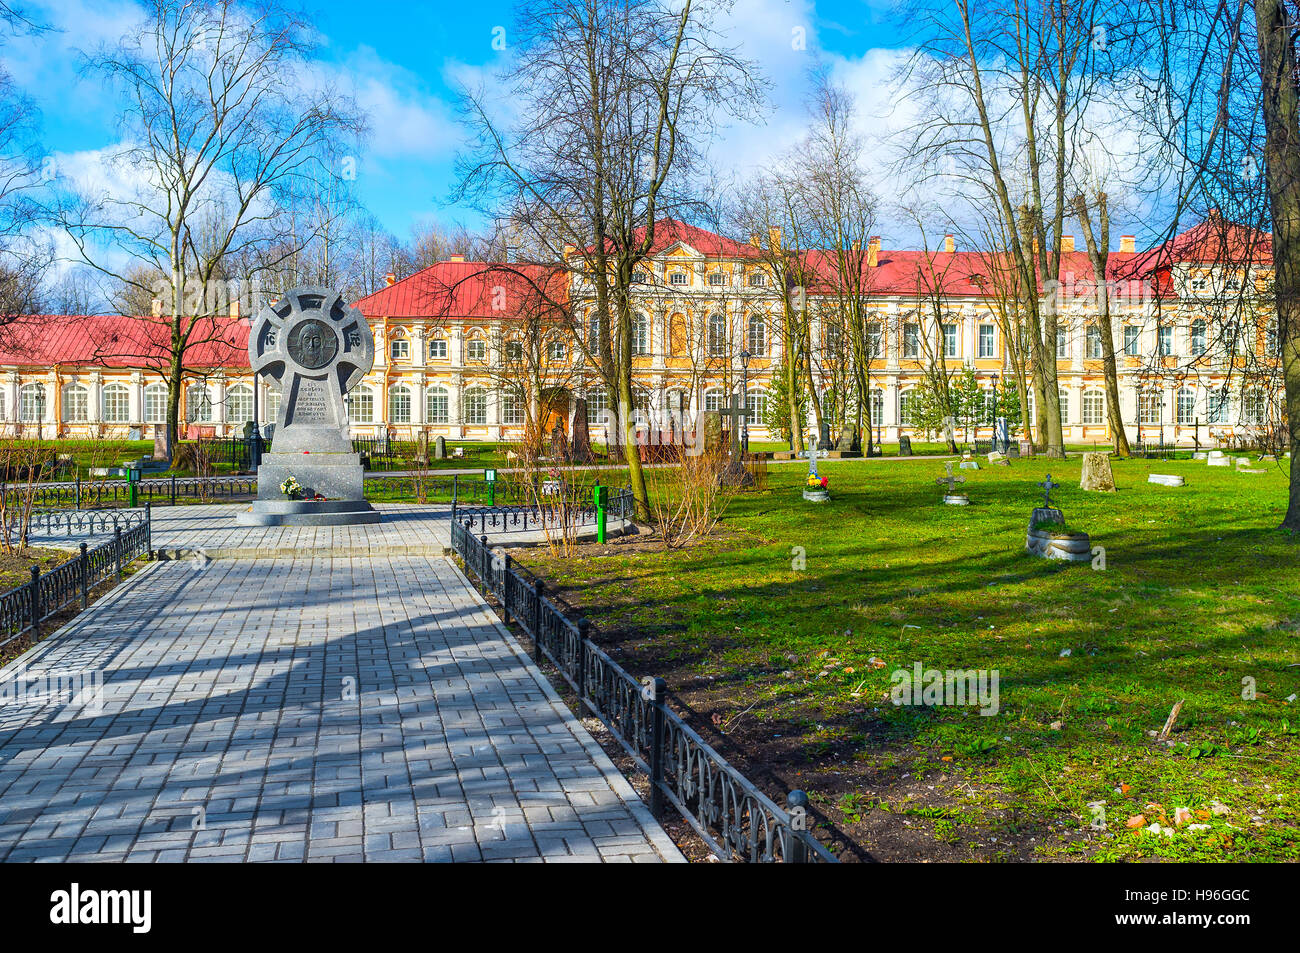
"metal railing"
0,516,152,652
452,519,837,863
6,507,150,542
452,486,633,535
1,475,258,510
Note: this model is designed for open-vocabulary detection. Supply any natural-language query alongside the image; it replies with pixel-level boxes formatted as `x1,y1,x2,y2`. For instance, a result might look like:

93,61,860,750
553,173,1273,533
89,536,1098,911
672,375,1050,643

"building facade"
0,218,1283,448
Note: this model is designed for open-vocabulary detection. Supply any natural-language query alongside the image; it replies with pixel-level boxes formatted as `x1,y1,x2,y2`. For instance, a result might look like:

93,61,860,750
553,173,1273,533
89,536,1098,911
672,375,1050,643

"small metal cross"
936,460,966,495
1038,473,1060,508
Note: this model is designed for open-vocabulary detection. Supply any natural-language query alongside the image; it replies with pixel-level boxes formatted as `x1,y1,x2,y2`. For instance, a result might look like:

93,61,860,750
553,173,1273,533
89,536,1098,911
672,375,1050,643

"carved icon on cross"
1038,473,1061,508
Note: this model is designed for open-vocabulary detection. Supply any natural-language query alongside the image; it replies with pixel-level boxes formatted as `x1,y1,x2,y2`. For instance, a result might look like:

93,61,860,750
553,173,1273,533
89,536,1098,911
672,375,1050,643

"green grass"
520,454,1300,861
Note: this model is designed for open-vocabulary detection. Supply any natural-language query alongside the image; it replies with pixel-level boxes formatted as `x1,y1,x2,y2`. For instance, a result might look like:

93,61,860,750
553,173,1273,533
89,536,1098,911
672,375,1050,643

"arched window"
425,386,449,424
186,384,212,423
747,314,766,356
102,383,130,423
347,386,374,424
707,313,728,357
1082,390,1105,425
899,389,916,427
19,383,44,423
633,314,649,355
144,383,167,424
463,386,487,425
226,384,253,424
1176,387,1196,424
703,388,725,412
745,388,769,425
500,391,524,425
388,384,412,423
1190,319,1207,356
63,384,89,423
870,389,884,428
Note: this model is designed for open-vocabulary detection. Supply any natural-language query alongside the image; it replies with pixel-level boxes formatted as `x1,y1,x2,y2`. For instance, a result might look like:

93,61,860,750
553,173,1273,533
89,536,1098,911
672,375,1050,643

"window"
505,340,523,362
145,383,167,424
64,384,89,423
747,273,766,287
1158,325,1173,356
347,387,374,424
1190,320,1207,355
633,315,649,356
389,335,410,361
466,339,487,362
870,389,884,428
978,388,996,425
942,323,958,358
226,384,253,424
463,387,487,425
501,392,524,425
19,383,44,423
1058,389,1070,425
1208,388,1230,424
708,272,727,286
703,388,725,412
425,386,448,424
1082,390,1105,425
978,324,995,358
388,385,411,423
669,271,687,286
1086,326,1103,359
903,323,920,358
586,388,609,425
586,314,600,350
429,338,448,360
547,337,567,361
1176,387,1196,424
1139,389,1162,425
708,313,728,357
1056,331,1067,359
747,314,766,356
1191,274,1208,292
1123,326,1140,356
745,389,768,424
186,385,212,423
825,322,843,355
632,271,648,285
266,385,281,422
1266,325,1279,355
102,383,130,423
867,322,883,359
1242,389,1266,426
899,389,916,426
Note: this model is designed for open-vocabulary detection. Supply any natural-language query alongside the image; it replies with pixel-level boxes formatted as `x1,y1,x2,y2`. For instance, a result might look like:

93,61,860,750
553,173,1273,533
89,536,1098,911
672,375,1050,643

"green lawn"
518,454,1300,861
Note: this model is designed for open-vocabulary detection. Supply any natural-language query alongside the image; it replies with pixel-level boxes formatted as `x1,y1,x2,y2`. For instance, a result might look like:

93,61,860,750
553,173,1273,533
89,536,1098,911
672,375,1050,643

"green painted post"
594,482,606,544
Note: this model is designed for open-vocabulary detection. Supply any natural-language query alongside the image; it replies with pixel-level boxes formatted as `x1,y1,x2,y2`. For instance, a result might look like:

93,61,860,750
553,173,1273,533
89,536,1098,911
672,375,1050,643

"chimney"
768,226,782,250
1119,235,1135,253
384,272,397,287
943,234,955,253
151,298,162,318
1061,235,1075,252
450,255,466,263
228,298,240,320
867,236,880,268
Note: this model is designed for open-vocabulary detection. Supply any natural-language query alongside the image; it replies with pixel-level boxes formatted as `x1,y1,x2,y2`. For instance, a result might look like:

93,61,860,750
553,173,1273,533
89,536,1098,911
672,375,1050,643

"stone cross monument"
236,286,380,526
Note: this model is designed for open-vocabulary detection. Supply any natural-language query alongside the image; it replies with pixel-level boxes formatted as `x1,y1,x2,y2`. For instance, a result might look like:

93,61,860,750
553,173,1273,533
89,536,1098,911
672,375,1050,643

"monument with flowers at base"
802,438,830,502
236,286,381,526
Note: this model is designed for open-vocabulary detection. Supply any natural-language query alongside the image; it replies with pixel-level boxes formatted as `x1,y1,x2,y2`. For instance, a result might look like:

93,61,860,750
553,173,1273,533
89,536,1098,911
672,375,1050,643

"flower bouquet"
280,476,303,500
802,473,830,502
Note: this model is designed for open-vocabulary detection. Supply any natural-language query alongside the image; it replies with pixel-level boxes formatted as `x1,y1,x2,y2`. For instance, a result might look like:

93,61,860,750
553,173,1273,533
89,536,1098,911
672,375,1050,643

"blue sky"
6,0,914,243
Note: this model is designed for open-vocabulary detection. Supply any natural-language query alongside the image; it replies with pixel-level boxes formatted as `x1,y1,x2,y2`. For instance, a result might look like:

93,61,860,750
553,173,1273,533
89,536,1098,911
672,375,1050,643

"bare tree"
56,0,364,447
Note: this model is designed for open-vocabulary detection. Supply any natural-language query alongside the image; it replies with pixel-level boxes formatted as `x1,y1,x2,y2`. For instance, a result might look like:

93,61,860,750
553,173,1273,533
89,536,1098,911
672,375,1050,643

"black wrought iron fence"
451,519,837,863
451,486,633,536
1,475,258,510
0,516,152,652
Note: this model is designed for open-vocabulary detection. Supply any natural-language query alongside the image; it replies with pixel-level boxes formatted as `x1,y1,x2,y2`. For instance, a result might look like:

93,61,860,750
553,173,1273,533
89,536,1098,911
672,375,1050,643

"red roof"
355,261,567,320
0,314,248,370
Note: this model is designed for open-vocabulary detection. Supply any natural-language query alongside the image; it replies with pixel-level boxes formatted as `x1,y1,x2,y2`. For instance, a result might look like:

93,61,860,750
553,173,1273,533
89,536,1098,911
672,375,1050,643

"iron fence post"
114,528,123,580
648,676,666,819
170,475,177,506
576,620,590,708
29,564,40,639
75,475,81,510
452,474,458,507
532,580,545,664
786,791,810,863
79,542,88,609
145,503,153,559
478,535,489,596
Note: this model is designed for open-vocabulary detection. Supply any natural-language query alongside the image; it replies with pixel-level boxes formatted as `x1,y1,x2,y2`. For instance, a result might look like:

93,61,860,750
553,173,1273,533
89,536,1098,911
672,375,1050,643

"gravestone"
237,286,380,526
549,423,571,463
836,425,859,453
152,424,173,465
898,435,913,457
818,419,833,452
700,410,723,453
434,435,446,460
936,461,968,505
959,451,980,470
1207,450,1230,467
415,430,429,465
987,451,1009,466
1148,473,1186,487
1079,451,1116,491
570,397,595,463
717,393,755,486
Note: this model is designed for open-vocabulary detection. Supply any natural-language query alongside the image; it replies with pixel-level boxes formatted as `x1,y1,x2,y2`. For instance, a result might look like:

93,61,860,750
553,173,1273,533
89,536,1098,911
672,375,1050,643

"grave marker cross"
936,460,966,495
1038,474,1061,508
717,393,749,462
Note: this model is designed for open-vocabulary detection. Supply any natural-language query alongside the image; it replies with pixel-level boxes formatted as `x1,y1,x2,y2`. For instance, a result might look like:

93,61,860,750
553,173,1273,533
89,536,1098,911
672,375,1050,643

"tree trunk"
1255,0,1300,530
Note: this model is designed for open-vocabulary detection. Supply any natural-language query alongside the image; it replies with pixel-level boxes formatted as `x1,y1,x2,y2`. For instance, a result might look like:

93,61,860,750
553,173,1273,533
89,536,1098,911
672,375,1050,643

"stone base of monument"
717,461,756,487
802,488,830,502
1025,507,1091,561
237,451,380,526
942,494,970,505
1148,473,1186,487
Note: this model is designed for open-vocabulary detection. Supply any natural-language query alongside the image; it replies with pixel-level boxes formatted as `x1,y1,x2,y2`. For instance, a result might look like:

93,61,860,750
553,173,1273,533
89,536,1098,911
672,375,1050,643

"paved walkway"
0,553,681,862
